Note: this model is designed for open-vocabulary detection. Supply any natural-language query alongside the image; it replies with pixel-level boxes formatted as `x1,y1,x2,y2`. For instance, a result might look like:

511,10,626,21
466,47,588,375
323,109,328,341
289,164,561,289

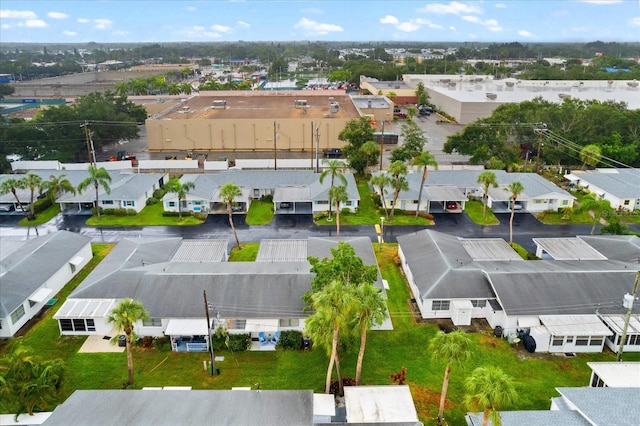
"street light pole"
379,121,385,171
379,217,384,252
616,271,640,361
203,290,215,375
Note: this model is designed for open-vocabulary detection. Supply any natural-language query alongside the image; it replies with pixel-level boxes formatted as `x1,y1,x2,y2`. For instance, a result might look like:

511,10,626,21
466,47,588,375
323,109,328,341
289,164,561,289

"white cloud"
449,26,457,31
419,1,482,15
211,24,232,33
48,11,68,19
93,19,113,30
462,15,480,23
24,19,48,28
293,17,343,36
186,6,197,12
63,30,76,36
494,3,507,8
630,17,640,26
397,21,420,32
380,15,399,25
237,20,250,28
1,23,11,30
518,30,534,37
77,18,89,24
176,25,227,39
462,15,503,32
0,9,38,19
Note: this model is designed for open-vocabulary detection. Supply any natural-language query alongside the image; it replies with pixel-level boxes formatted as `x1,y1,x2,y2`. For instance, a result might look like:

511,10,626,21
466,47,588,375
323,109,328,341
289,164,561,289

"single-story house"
396,229,640,354
565,168,640,212
466,387,640,426
162,170,359,216
374,170,574,214
587,362,640,388
54,236,385,351
0,230,92,338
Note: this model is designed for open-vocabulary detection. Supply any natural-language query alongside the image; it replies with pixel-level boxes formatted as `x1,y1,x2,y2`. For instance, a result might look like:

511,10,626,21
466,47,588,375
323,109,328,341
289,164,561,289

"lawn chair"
270,331,280,345
259,332,268,346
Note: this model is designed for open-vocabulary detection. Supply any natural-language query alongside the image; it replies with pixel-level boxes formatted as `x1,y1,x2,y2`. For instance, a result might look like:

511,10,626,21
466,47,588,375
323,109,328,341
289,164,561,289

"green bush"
313,210,329,220
146,197,159,206
227,333,251,352
33,197,53,213
371,192,382,207
211,327,229,352
152,336,171,351
261,194,273,203
102,208,137,216
153,188,166,199
277,330,303,350
194,212,207,221
341,207,352,215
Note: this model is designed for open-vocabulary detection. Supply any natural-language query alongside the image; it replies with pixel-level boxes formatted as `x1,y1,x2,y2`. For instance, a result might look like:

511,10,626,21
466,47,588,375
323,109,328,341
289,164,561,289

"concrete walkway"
78,331,125,353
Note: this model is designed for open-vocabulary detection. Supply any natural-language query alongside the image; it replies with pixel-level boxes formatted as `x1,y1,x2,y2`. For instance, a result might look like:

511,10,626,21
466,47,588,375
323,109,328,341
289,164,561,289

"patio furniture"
270,331,280,345
259,332,268,345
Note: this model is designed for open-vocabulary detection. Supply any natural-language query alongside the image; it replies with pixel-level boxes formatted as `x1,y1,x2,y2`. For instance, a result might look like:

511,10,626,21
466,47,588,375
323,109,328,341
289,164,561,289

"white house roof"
568,168,640,198
587,362,640,388
257,239,308,262
344,386,419,424
54,298,118,319
539,315,613,337
598,314,640,335
424,185,467,202
164,319,209,336
169,240,227,262
533,237,608,260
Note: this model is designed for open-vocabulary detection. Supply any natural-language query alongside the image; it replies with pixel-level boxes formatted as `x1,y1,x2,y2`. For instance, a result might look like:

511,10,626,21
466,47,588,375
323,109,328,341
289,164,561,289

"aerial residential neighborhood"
1,1,640,425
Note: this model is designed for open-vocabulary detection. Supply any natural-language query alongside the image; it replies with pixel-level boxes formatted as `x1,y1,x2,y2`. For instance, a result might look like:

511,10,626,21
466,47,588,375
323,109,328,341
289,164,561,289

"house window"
168,201,176,207
226,319,246,330
431,300,450,311
86,319,96,332
412,200,419,204
345,201,352,207
102,200,114,205
591,374,605,387
589,337,603,346
279,318,300,327
628,335,640,346
551,336,564,346
59,318,95,332
73,319,86,331
561,200,569,205
623,200,630,206
471,300,486,308
316,200,329,205
143,318,162,327
0,319,3,329
70,262,77,273
576,337,589,346
60,319,73,331
124,200,135,207
10,305,25,325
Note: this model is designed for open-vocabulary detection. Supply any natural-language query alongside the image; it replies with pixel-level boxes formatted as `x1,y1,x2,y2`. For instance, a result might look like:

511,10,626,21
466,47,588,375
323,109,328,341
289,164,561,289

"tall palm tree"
77,165,112,219
370,173,391,220
360,141,379,176
319,159,347,219
107,299,149,386
219,182,243,249
429,329,474,426
0,177,27,215
164,177,196,219
477,171,498,219
411,151,438,218
574,194,614,235
353,284,388,386
465,366,518,426
40,174,76,204
329,185,348,236
388,160,409,219
21,173,43,220
305,280,356,395
505,181,524,244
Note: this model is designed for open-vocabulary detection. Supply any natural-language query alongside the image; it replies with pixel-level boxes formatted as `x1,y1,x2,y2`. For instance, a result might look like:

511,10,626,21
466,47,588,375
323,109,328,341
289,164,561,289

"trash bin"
523,335,536,353
303,337,312,350
118,335,126,347
494,326,503,338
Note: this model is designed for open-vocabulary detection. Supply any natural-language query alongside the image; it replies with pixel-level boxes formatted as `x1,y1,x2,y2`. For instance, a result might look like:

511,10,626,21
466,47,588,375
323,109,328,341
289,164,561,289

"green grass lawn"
85,203,203,226
3,242,639,425
245,200,274,225
464,200,499,225
18,204,61,226
229,243,259,261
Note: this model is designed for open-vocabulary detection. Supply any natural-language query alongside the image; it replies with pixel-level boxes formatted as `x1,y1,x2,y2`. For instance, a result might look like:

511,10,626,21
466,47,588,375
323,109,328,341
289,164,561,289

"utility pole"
534,122,546,173
315,126,321,173
310,121,314,171
379,120,385,172
273,121,277,170
617,271,640,361
81,120,96,165
203,290,216,375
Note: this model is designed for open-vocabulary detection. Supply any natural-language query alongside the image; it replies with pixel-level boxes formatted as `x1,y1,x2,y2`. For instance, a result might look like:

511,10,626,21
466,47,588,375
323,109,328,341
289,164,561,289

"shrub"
277,330,303,350
313,211,329,220
371,192,381,207
33,197,53,213
341,207,352,215
153,188,166,199
227,333,251,352
146,197,159,205
194,212,207,221
152,336,171,351
210,327,229,351
261,194,273,203
102,208,137,216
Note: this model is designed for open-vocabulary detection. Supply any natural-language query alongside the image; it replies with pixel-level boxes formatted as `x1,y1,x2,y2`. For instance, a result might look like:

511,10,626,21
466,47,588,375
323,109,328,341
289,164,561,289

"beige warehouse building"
145,91,386,153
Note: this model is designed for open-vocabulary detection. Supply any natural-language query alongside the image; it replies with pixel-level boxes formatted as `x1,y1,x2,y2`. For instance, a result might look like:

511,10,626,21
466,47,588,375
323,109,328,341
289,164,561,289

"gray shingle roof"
572,168,640,198
43,389,314,426
556,387,640,426
0,231,91,317
465,410,589,426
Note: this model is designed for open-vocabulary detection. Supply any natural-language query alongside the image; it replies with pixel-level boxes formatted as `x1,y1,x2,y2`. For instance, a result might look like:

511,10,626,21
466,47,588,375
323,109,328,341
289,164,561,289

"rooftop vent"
330,102,339,113
558,93,571,100
628,81,639,88
294,99,308,109
212,100,227,109
486,93,497,100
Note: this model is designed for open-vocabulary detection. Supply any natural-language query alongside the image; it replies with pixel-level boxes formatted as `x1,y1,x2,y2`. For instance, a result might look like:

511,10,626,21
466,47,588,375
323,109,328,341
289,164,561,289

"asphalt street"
2,212,635,256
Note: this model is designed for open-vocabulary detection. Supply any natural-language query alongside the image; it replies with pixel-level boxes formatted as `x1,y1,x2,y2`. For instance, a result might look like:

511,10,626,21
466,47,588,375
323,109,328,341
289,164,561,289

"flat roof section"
540,315,613,337
256,239,308,262
533,237,608,261
461,238,523,262
160,91,359,120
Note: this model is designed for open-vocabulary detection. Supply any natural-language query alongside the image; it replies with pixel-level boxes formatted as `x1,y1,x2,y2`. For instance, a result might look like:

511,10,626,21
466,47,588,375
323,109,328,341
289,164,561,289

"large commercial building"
145,91,392,153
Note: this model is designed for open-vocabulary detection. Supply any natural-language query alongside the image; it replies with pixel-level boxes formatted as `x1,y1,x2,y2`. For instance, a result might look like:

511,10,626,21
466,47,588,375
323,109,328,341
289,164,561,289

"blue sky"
1,1,639,44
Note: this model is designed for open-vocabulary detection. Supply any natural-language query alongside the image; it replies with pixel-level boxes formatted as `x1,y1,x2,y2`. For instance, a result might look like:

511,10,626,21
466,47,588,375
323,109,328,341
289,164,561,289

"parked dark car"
323,148,342,158
445,201,458,210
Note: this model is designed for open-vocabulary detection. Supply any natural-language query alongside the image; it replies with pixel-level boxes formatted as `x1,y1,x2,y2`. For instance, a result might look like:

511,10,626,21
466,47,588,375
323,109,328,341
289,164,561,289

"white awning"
245,318,279,332
69,256,84,266
165,319,209,336
29,287,54,303
518,317,541,328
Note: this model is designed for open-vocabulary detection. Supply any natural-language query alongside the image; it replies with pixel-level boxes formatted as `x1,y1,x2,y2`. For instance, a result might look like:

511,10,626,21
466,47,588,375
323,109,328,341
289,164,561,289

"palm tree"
360,141,379,176
164,177,196,219
353,284,388,385
477,171,498,219
574,194,614,235
0,177,28,216
305,280,356,395
40,174,76,204
370,173,391,220
319,159,347,219
429,330,474,426
505,181,524,244
411,151,438,218
219,182,243,249
21,173,43,220
465,366,518,426
388,160,409,219
77,165,112,219
107,299,149,386
329,185,348,236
